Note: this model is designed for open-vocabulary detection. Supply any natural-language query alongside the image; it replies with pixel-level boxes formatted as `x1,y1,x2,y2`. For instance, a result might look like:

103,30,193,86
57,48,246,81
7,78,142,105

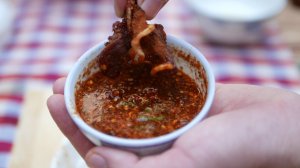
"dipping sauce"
75,50,206,139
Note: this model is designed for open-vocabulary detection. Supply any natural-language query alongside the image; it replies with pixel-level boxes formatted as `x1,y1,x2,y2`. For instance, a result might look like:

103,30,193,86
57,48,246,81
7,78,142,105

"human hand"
114,0,168,20
47,78,300,168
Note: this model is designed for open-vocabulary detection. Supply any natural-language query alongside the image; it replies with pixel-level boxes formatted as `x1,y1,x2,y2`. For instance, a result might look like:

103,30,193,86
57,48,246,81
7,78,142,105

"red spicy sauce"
75,49,207,139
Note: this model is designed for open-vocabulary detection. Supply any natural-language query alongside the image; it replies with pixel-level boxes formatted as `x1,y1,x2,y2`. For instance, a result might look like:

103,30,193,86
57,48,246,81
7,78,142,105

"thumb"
85,146,138,168
85,146,197,168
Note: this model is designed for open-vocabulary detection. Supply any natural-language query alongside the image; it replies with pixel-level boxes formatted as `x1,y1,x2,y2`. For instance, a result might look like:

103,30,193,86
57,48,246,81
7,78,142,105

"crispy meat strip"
98,0,174,78
129,24,155,63
126,0,134,32
150,63,174,76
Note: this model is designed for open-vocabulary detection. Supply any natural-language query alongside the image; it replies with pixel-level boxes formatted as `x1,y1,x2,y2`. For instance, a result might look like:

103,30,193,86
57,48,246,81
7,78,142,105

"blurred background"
0,0,300,167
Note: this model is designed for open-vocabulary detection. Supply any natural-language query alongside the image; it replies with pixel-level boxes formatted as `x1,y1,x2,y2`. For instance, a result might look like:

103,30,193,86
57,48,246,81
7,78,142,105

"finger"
53,77,66,94
114,0,127,17
139,0,168,20
134,148,197,168
85,146,138,168
47,94,94,157
85,145,196,168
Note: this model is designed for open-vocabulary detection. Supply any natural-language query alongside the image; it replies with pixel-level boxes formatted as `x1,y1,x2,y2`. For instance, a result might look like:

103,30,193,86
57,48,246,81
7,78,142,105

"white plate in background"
184,0,287,44
185,0,287,22
51,139,88,168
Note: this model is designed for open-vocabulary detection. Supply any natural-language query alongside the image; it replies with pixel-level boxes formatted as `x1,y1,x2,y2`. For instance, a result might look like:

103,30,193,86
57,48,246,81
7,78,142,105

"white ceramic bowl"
64,35,215,156
186,0,287,44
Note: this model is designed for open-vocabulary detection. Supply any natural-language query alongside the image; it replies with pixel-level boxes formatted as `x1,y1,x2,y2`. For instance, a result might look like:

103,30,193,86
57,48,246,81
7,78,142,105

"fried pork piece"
98,21,131,78
98,0,174,78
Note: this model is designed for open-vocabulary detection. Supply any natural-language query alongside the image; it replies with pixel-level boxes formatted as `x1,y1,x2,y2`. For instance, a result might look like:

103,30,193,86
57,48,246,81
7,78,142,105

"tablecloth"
1,0,300,167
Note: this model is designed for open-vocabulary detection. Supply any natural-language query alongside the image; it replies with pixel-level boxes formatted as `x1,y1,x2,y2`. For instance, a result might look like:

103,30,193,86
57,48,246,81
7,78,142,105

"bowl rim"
185,0,287,23
64,35,215,147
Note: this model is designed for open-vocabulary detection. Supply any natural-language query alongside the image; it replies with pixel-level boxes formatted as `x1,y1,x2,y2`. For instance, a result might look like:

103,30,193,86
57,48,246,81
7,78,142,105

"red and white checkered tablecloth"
0,0,299,166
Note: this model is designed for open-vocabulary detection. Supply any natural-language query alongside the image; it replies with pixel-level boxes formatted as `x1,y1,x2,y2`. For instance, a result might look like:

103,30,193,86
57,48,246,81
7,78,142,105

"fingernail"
138,0,145,6
140,0,167,19
114,0,124,17
86,151,107,168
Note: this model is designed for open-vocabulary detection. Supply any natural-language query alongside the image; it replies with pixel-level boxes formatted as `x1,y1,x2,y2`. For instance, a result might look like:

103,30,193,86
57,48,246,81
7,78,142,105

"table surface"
8,88,65,168
1,0,300,167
